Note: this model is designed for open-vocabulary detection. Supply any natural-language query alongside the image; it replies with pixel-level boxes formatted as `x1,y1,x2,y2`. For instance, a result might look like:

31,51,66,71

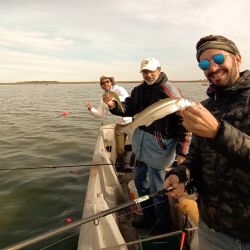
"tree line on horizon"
0,79,208,85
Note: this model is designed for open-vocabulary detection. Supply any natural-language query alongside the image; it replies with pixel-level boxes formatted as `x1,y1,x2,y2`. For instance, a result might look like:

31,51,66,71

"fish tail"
119,103,125,113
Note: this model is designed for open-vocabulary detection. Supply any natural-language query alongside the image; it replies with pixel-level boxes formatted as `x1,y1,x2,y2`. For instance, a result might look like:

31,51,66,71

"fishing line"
39,231,79,250
116,199,167,219
115,198,171,236
0,162,130,171
49,120,109,168
102,227,198,250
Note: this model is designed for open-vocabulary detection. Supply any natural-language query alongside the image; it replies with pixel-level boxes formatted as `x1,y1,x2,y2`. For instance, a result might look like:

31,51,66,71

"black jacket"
168,70,250,240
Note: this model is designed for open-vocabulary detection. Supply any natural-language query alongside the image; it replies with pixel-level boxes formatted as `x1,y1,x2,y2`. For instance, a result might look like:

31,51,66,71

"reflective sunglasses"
101,79,111,85
198,53,226,70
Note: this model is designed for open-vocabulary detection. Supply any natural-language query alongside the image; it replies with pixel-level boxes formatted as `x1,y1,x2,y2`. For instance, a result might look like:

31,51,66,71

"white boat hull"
78,124,127,250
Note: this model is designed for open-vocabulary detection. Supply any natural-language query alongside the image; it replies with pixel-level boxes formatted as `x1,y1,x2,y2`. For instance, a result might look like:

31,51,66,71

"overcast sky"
1,0,250,82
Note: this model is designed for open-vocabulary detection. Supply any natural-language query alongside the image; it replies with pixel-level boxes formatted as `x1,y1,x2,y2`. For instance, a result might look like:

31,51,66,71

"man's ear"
235,53,242,67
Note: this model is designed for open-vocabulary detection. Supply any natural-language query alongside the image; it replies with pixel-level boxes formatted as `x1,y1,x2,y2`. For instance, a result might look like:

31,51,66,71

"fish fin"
144,120,154,127
133,113,138,119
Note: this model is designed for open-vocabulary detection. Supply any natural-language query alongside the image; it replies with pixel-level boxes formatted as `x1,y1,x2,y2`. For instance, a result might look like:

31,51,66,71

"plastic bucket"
128,180,143,215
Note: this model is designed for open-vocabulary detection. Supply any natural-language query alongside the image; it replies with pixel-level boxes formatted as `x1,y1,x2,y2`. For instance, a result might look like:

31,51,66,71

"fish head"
178,98,194,109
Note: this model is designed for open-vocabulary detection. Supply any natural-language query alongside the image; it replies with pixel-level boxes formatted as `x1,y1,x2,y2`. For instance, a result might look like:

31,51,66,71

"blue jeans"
199,221,250,250
134,161,171,232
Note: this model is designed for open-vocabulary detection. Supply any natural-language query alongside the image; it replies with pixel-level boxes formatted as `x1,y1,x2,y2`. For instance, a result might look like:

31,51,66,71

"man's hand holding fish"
181,103,220,138
103,93,115,108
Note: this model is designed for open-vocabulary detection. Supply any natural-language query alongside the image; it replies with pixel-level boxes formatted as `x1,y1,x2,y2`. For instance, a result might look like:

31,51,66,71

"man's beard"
207,61,239,88
145,79,156,85
144,76,159,85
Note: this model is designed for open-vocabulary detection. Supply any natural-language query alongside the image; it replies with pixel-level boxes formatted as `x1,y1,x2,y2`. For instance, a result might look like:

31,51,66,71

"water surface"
0,82,207,249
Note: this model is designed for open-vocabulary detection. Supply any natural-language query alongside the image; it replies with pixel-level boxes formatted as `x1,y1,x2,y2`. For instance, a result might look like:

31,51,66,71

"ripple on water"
0,82,207,248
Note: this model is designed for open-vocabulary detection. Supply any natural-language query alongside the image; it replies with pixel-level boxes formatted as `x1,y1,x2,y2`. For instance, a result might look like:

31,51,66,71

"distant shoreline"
0,80,208,85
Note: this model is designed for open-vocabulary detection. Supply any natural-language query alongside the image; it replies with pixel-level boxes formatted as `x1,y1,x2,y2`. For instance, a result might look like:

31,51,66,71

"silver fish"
121,97,193,135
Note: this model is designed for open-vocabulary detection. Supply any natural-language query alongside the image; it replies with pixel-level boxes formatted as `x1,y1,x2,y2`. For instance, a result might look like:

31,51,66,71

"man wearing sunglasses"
85,75,132,172
104,57,191,234
165,35,250,249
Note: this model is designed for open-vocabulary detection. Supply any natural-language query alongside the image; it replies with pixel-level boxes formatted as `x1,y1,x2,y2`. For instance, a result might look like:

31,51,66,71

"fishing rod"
0,162,129,171
102,226,198,250
4,187,174,250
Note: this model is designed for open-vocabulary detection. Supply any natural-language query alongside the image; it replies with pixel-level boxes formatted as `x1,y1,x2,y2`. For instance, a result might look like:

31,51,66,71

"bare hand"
182,103,219,138
176,155,185,165
103,93,115,109
164,174,186,200
85,101,93,110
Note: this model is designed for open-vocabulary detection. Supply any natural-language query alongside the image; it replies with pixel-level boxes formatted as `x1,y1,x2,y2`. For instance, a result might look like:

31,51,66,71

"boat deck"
116,149,160,250
118,173,158,250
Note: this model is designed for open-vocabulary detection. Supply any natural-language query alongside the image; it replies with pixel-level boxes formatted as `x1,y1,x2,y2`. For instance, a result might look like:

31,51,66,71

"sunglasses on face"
198,53,226,70
101,79,111,85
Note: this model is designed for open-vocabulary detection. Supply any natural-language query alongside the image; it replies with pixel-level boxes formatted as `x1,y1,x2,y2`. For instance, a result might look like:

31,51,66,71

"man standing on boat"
103,58,191,233
165,35,250,249
85,75,132,172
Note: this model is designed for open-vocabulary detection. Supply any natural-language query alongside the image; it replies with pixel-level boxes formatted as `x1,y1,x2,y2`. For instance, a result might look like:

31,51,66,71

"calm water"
0,82,207,249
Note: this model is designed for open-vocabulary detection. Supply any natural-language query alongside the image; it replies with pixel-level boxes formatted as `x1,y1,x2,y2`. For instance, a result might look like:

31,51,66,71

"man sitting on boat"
85,75,132,172
103,57,191,234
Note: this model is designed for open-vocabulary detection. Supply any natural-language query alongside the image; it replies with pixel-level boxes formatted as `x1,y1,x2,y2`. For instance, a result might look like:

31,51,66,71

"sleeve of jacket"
174,111,192,157
166,136,202,192
213,120,250,170
89,100,107,118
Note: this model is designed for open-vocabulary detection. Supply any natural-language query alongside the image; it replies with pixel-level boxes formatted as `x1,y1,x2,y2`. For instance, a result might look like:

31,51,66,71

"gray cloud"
0,0,250,82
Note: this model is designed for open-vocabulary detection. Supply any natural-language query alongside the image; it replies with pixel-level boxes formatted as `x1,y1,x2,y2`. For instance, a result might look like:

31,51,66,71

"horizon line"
0,79,208,84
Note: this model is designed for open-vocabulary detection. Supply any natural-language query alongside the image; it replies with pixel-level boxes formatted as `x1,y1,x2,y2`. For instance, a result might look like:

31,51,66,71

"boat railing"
77,124,127,250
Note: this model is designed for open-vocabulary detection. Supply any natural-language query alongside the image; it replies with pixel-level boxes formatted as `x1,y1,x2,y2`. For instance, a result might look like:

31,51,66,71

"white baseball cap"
140,57,161,72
